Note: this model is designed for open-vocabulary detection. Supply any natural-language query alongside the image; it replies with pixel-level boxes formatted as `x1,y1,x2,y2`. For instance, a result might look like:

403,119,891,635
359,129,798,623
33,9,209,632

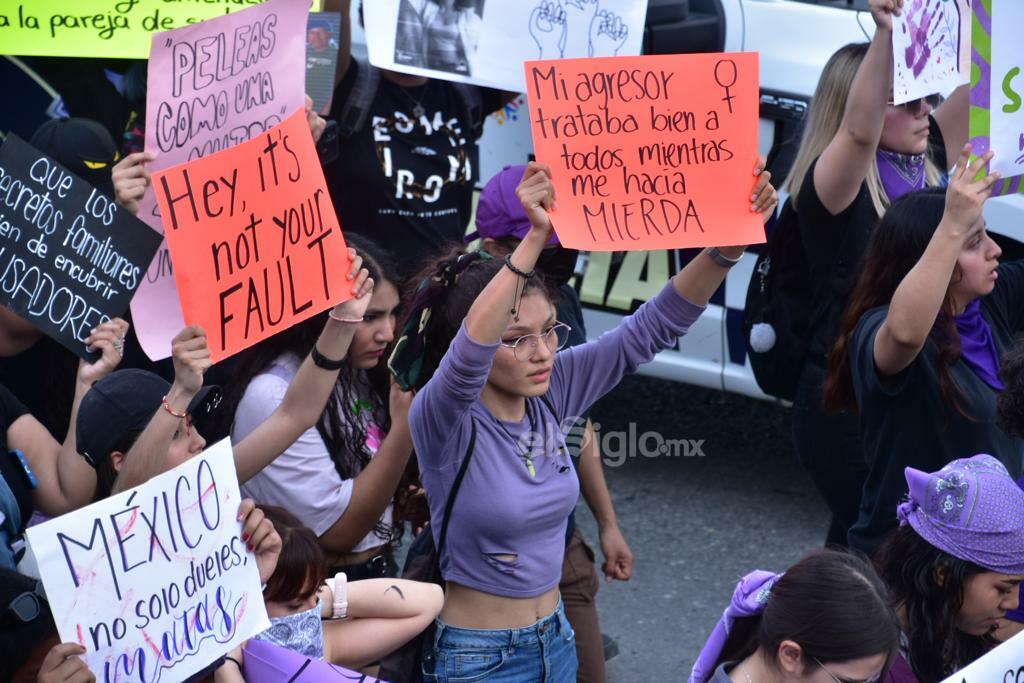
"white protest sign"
892,0,969,104
26,439,270,683
988,0,1024,180
938,629,1024,683
363,0,647,92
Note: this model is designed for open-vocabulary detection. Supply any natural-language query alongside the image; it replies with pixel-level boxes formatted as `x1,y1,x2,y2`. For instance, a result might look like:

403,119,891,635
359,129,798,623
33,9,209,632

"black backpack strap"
452,82,484,139
538,393,557,419
336,58,381,138
435,420,477,561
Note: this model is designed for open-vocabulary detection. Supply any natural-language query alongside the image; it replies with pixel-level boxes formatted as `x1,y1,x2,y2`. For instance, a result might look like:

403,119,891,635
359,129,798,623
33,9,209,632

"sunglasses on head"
886,93,942,115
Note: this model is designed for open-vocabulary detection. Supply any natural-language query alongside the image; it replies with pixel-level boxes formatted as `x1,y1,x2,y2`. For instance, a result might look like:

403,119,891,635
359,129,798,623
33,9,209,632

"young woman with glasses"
781,0,968,549
689,549,898,683
390,160,777,681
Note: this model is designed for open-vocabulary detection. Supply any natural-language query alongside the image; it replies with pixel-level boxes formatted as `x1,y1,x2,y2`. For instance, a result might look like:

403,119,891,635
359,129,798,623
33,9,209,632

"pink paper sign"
132,0,309,361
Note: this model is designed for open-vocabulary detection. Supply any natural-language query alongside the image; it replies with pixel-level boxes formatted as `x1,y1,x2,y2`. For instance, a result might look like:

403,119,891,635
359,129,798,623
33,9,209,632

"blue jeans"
423,599,578,682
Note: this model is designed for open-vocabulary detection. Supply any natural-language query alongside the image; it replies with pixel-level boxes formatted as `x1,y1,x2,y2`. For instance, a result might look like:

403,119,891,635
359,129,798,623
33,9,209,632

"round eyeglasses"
500,323,572,361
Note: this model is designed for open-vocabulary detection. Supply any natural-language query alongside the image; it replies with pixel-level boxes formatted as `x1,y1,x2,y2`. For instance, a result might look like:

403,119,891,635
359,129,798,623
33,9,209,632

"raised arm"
318,382,414,553
114,253,372,492
815,0,900,215
323,0,353,86
873,147,998,376
13,319,127,514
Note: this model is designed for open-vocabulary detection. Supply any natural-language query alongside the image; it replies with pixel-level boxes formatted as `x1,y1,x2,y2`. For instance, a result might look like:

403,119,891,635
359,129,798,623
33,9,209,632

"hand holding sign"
515,162,559,242
525,52,763,251
77,317,130,386
111,152,155,215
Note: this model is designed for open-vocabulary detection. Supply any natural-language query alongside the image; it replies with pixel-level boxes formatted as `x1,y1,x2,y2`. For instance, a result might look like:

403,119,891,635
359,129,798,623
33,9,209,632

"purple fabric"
1007,477,1024,623
876,149,926,202
410,282,704,597
687,571,784,683
467,164,560,245
955,300,1005,391
896,454,1024,574
883,653,920,683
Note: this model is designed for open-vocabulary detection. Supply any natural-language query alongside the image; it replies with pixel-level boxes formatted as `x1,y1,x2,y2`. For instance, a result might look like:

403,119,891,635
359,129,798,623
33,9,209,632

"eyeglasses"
500,323,572,361
7,581,45,623
813,657,883,683
886,93,941,115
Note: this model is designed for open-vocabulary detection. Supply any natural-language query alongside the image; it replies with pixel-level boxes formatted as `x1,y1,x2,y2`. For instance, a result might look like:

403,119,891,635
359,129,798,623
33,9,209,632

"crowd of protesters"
1,0,1022,682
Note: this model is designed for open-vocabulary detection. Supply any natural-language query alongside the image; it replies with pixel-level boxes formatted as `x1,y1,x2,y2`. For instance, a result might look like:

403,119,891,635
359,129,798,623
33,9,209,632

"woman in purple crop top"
391,161,777,681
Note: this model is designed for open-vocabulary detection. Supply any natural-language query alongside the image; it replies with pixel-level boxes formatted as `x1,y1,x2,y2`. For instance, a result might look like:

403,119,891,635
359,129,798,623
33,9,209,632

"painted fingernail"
247,543,254,552
751,204,758,211
751,194,757,201
241,532,249,541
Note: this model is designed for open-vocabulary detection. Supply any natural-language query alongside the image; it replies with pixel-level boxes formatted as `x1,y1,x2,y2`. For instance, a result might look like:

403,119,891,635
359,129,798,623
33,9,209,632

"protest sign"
363,0,647,92
938,629,1024,683
132,0,309,362
0,135,161,360
525,54,763,251
0,0,321,59
892,0,969,105
25,439,270,683
969,0,1024,195
244,639,386,683
307,12,342,115
152,108,350,363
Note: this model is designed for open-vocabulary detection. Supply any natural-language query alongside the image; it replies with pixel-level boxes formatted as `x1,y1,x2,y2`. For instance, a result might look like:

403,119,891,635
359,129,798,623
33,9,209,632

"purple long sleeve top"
409,281,705,597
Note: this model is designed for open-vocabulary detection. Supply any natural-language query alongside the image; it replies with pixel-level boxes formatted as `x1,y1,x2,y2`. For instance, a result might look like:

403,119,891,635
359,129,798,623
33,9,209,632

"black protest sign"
0,135,162,359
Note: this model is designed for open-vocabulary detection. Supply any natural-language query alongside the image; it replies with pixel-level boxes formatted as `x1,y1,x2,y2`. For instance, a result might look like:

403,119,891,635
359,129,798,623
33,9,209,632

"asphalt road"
576,374,830,680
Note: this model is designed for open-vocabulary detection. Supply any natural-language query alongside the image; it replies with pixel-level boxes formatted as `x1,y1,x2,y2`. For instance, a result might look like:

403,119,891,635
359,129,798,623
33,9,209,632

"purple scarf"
688,571,783,683
1008,477,1024,624
877,149,926,202
954,300,1004,391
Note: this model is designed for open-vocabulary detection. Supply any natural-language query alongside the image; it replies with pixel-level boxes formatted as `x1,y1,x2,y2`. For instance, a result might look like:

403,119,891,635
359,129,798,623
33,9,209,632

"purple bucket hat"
466,165,560,246
896,454,1024,575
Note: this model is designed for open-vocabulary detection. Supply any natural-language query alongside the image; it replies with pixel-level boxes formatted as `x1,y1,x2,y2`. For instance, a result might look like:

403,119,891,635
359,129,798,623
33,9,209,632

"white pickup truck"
355,0,1024,401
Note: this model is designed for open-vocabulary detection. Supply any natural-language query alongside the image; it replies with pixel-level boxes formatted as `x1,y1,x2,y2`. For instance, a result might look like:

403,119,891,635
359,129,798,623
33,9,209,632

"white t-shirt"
235,354,392,552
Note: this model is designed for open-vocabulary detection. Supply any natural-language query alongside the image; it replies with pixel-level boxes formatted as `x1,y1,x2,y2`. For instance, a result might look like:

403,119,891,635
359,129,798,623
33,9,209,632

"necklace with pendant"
398,86,427,119
492,409,537,477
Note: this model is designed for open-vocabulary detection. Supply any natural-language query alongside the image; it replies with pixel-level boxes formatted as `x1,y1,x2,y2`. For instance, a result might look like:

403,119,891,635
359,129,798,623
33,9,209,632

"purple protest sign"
133,0,309,361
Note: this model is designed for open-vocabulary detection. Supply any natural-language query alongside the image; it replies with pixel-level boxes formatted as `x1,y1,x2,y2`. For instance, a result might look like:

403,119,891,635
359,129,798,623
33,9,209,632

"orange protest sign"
525,53,763,251
152,108,350,363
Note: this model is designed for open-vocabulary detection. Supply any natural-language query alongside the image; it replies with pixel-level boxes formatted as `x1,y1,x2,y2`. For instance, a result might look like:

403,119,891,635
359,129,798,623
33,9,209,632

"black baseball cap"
29,117,118,197
76,369,222,468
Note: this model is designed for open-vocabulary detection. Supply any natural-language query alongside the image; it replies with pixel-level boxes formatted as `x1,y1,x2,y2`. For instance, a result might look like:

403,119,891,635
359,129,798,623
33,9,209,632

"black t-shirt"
325,62,502,278
0,337,78,439
0,384,31,539
798,117,948,364
848,261,1024,554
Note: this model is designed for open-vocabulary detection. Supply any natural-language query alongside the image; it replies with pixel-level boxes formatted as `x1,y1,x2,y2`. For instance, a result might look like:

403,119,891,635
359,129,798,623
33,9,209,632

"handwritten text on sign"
153,108,350,363
938,628,1024,683
25,439,270,683
0,0,321,59
0,135,161,360
132,0,309,362
525,54,763,251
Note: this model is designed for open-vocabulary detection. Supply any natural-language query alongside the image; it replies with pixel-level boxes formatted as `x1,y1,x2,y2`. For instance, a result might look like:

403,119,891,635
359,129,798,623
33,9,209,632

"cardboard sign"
132,0,309,362
525,53,763,251
892,0,969,105
0,0,321,59
0,135,161,360
969,0,1024,195
152,108,350,363
244,639,387,683
363,0,647,92
307,12,342,115
25,439,270,683
938,629,1024,683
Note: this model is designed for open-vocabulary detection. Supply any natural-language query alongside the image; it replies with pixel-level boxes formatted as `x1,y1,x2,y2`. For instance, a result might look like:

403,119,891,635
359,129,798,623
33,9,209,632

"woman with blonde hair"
785,0,967,547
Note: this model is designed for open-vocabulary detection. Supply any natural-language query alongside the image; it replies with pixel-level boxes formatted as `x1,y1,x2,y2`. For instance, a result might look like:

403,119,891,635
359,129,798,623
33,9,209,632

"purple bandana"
954,300,1005,391
877,148,926,202
896,455,1024,575
1006,477,1024,623
688,570,784,683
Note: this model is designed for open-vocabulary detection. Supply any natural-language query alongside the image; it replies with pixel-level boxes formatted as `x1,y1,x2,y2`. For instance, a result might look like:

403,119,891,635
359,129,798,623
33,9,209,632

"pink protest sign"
133,0,309,361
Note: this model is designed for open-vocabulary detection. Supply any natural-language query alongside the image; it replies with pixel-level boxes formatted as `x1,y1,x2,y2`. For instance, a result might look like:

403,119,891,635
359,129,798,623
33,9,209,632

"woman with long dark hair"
391,160,776,681
688,549,899,683
225,235,414,580
876,455,1024,683
823,147,1022,553
783,0,967,546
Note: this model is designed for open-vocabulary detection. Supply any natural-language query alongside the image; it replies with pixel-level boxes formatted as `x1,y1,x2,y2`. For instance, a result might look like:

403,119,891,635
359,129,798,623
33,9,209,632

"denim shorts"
422,599,578,682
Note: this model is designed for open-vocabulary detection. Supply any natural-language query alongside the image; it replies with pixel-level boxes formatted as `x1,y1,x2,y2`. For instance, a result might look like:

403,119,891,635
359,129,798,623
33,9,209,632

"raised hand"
590,10,629,56
870,0,904,32
529,0,567,58
329,248,374,322
942,146,999,238
237,499,281,584
305,94,327,143
78,317,130,386
750,157,778,225
170,326,212,396
389,378,414,428
37,642,96,683
111,152,154,215
515,161,557,241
